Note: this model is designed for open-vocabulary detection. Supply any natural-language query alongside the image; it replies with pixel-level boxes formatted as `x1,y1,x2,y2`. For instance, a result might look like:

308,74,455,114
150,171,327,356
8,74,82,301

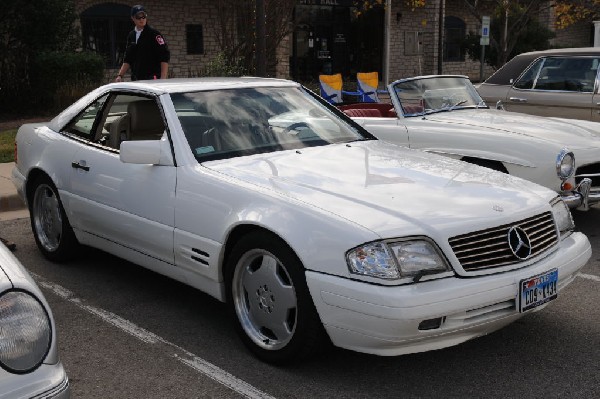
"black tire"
29,175,79,262
225,231,328,365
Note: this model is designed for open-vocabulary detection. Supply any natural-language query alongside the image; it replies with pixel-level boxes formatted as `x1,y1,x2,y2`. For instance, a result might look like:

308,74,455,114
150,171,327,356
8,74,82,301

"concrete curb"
0,162,26,212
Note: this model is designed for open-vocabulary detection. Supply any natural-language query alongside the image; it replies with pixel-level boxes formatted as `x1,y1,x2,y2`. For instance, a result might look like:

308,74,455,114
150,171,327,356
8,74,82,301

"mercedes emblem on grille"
507,226,532,260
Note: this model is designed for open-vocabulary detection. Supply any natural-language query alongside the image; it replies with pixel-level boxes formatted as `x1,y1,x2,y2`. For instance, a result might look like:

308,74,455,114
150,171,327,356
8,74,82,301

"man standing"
115,5,170,81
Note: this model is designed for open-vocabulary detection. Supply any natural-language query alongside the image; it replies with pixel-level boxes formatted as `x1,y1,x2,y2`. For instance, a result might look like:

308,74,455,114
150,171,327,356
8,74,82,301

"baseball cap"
131,5,146,17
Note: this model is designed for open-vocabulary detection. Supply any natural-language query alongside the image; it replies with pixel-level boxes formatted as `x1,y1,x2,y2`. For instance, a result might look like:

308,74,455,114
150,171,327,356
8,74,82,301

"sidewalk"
0,162,28,221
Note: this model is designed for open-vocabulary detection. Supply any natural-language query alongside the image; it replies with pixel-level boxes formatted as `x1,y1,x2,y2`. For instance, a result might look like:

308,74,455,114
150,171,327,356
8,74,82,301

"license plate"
519,269,558,313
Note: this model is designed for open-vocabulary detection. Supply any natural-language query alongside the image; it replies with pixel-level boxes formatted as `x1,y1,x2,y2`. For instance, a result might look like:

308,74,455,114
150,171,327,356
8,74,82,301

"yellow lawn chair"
318,73,361,104
356,72,388,103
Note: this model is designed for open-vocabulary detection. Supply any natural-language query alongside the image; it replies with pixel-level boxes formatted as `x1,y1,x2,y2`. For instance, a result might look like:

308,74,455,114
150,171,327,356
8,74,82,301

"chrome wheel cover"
232,249,297,350
32,183,63,252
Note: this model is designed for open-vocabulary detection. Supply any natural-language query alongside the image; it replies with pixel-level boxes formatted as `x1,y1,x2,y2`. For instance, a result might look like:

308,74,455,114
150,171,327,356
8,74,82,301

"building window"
444,16,466,62
186,24,204,55
81,3,131,68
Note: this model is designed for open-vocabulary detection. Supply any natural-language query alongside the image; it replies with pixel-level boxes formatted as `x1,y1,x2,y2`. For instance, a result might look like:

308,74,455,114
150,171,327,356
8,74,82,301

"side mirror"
120,140,164,165
496,100,506,111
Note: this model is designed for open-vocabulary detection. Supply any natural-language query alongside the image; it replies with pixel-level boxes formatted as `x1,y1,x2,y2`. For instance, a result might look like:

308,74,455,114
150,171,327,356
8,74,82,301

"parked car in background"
12,78,591,364
0,242,70,398
339,75,600,211
477,47,600,121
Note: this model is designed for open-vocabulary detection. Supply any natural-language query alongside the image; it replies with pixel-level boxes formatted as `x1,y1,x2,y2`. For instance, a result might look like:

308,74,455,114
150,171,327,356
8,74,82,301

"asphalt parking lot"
1,193,598,398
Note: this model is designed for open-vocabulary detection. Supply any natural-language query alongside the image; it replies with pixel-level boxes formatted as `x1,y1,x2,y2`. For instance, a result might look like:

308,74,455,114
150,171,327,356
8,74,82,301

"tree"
0,0,81,114
212,0,296,76
462,0,555,67
463,9,555,68
553,0,600,29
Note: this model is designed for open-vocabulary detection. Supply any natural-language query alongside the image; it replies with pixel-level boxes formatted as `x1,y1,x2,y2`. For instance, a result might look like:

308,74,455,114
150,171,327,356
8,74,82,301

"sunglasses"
134,14,147,20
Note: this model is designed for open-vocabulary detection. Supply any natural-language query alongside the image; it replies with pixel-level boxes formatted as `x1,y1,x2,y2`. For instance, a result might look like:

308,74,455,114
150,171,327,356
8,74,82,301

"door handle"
71,161,90,171
509,97,528,103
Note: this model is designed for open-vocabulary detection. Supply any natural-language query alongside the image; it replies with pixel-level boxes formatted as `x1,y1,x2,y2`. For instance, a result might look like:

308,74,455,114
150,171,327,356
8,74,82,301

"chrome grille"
448,212,558,272
576,162,600,187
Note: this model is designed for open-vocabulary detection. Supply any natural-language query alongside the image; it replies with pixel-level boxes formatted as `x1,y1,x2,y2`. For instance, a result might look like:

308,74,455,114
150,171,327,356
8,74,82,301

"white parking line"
578,273,600,282
34,274,276,399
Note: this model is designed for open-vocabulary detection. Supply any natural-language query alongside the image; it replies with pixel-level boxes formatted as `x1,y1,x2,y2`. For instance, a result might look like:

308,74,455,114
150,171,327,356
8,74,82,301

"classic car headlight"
346,239,449,280
556,149,575,180
551,198,575,235
0,291,51,373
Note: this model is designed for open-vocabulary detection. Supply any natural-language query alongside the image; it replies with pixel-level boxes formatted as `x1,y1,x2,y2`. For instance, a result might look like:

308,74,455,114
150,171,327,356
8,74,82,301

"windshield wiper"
448,99,467,111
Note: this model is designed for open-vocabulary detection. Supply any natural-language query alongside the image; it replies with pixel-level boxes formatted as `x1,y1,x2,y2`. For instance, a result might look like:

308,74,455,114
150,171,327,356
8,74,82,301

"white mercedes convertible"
12,78,591,364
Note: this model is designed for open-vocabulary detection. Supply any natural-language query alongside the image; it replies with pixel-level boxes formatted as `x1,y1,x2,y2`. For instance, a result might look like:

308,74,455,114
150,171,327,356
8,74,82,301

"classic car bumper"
561,178,599,210
306,231,590,356
0,361,70,399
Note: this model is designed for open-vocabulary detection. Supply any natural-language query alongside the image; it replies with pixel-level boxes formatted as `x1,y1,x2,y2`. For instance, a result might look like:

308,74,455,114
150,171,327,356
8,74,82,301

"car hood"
420,109,600,149
206,141,553,237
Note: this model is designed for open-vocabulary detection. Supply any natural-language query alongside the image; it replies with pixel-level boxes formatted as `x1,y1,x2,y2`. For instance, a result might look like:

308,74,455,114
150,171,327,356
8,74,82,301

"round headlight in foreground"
556,149,575,180
0,291,51,373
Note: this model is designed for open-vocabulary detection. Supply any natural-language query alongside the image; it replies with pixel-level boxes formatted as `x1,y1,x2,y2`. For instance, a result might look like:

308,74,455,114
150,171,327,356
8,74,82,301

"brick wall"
78,1,593,85
76,0,221,82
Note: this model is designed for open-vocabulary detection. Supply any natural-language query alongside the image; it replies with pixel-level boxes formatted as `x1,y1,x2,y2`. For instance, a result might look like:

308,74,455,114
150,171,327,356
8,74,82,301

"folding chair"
319,73,361,104
356,72,388,103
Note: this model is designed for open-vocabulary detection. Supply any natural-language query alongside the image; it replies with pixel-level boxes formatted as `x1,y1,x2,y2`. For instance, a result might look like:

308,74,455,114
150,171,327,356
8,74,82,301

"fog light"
418,317,444,331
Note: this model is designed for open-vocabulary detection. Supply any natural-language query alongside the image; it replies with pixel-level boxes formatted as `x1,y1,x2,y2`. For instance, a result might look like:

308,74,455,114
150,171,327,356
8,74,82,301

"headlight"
556,149,575,179
346,239,449,280
551,198,575,235
0,291,51,373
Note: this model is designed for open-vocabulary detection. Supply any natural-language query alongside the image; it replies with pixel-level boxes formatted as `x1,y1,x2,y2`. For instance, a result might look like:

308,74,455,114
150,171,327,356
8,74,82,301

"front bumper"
0,361,70,399
561,178,598,210
306,231,591,356
10,165,27,207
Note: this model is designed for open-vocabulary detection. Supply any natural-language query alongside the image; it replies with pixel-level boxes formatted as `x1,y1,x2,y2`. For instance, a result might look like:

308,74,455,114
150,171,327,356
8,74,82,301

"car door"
506,56,599,120
66,92,176,266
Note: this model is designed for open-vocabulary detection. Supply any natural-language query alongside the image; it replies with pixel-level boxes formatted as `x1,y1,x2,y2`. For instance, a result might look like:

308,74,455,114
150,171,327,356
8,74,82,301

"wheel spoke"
236,251,298,347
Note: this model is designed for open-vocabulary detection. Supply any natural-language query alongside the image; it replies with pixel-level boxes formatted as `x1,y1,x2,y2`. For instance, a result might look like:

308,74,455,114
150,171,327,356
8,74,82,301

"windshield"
172,86,367,162
391,76,486,117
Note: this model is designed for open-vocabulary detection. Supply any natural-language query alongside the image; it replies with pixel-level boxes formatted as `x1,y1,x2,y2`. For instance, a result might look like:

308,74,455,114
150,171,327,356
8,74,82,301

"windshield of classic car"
172,87,365,162
392,77,486,117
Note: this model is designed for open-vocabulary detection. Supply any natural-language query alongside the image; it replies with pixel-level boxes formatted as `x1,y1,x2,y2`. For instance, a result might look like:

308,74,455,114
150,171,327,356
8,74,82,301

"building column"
594,21,600,47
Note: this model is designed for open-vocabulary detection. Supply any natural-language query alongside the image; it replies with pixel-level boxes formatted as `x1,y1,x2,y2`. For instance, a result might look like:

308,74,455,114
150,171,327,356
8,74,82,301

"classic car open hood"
206,141,553,237
421,109,600,149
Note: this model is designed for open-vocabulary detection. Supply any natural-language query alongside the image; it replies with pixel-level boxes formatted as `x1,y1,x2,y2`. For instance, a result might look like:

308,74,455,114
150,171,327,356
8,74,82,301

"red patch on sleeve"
156,35,165,45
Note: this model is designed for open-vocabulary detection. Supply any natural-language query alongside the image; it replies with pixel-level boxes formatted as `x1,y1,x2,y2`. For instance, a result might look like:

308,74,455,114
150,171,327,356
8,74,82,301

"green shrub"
30,51,105,111
201,52,248,77
0,129,17,163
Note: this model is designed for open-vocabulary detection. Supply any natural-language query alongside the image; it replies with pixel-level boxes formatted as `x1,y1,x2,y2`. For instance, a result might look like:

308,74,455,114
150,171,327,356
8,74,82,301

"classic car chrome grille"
576,163,600,187
448,212,558,272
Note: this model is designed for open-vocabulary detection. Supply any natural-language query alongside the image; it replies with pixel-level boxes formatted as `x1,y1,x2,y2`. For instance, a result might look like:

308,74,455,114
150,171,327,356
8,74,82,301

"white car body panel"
11,78,591,357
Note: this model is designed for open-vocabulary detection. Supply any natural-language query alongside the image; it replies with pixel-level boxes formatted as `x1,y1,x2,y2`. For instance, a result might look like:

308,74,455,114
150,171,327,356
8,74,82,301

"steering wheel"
283,122,311,135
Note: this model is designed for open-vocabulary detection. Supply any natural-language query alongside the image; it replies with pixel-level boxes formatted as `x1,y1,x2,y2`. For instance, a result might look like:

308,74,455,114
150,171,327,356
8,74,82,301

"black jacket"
123,25,170,81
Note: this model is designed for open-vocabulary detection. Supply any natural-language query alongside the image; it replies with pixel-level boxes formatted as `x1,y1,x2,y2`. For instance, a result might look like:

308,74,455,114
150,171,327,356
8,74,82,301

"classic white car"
0,242,70,398
339,75,600,211
12,78,591,364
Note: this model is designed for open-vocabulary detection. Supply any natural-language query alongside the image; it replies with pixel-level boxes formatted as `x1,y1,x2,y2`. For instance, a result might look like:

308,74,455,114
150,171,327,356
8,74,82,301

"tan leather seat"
109,113,130,149
127,100,165,141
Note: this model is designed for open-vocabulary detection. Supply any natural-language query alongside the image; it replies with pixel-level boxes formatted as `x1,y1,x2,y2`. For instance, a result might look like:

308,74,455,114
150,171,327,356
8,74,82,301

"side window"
513,58,544,90
531,57,599,92
64,94,109,139
101,94,165,149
